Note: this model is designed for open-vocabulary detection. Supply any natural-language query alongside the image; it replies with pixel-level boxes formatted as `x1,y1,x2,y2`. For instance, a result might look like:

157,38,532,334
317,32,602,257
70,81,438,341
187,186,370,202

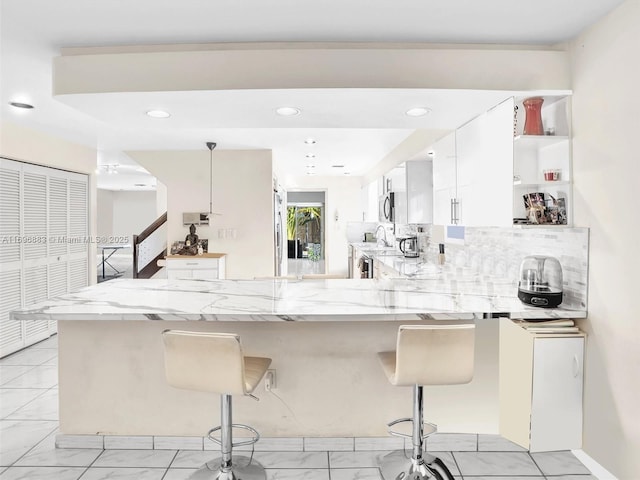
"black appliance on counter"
358,254,374,279
399,236,419,258
518,255,563,308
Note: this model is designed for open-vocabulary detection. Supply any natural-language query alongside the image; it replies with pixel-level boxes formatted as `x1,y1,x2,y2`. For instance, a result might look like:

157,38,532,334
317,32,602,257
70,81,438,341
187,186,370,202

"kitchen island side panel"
58,318,499,437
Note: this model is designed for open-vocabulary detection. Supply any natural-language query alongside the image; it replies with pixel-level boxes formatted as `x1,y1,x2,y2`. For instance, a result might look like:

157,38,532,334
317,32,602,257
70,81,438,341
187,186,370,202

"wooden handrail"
136,212,167,244
133,211,167,279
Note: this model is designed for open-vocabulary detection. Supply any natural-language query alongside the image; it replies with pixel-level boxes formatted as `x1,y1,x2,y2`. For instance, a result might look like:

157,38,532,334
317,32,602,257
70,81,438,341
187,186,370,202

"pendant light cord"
206,142,217,216
209,148,212,216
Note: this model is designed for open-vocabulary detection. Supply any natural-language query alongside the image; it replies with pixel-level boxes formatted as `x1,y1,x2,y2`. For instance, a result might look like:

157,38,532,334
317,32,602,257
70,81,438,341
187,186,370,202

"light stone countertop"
10,277,586,322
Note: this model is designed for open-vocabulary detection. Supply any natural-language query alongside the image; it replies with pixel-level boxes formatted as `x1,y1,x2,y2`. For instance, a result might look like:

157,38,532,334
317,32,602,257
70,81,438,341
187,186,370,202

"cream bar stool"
162,330,272,480
377,323,475,480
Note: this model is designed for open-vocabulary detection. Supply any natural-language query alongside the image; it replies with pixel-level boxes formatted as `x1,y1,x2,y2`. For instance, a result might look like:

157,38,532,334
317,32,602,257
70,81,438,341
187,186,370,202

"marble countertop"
11,277,586,322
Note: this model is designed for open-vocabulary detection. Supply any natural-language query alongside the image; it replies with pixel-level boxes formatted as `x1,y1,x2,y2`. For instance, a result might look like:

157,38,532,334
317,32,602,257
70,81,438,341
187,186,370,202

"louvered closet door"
68,177,88,290
22,165,49,341
47,173,70,334
0,159,89,357
0,160,24,356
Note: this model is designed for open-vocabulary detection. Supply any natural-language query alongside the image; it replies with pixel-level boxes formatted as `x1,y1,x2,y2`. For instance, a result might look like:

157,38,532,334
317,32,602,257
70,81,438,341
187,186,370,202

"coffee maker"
518,255,563,308
399,237,419,258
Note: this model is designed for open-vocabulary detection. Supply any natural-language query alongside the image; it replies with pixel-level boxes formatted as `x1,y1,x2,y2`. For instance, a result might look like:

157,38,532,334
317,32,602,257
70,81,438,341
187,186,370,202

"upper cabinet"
432,131,457,225
512,95,572,226
432,94,573,227
385,161,432,225
361,178,381,222
433,98,514,227
406,160,433,224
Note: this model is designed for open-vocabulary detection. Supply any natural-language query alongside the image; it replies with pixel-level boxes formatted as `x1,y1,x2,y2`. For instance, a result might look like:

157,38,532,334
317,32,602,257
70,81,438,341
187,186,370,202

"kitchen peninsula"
11,278,586,444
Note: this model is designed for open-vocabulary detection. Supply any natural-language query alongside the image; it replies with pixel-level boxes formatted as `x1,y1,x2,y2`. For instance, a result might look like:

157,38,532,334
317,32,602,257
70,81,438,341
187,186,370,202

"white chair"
162,330,272,480
377,323,475,480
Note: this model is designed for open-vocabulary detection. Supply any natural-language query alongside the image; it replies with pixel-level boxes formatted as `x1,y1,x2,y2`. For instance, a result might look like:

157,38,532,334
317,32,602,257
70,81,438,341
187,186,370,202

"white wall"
96,189,114,240
156,181,168,217
569,1,640,478
0,121,98,283
111,191,158,244
130,149,273,279
280,175,363,276
96,190,158,244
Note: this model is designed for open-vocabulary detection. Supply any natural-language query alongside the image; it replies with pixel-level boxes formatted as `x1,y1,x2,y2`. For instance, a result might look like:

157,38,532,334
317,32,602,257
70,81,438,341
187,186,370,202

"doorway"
287,191,326,277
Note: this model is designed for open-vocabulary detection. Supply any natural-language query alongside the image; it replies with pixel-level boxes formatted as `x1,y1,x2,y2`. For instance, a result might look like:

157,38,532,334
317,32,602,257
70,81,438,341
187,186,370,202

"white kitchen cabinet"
406,160,433,224
499,318,584,452
383,160,432,225
432,98,514,227
512,95,572,225
373,258,398,280
166,254,226,280
361,178,381,222
432,131,457,225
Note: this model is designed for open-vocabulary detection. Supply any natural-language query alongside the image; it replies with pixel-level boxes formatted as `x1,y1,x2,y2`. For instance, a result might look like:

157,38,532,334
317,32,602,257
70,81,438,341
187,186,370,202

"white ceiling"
0,0,624,189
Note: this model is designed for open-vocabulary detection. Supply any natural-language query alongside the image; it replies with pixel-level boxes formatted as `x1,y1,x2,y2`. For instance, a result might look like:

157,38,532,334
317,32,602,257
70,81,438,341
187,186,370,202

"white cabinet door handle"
572,354,580,378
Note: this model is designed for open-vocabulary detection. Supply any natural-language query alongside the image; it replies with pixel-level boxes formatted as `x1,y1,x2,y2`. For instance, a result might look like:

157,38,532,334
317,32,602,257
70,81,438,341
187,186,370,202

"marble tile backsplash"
424,226,589,309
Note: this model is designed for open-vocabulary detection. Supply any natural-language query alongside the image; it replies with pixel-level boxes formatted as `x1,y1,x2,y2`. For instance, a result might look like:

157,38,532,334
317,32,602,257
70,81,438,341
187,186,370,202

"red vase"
522,97,544,135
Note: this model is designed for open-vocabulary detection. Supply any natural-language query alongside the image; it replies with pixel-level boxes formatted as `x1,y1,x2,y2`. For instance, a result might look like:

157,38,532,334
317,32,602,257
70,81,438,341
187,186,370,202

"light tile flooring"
0,335,597,480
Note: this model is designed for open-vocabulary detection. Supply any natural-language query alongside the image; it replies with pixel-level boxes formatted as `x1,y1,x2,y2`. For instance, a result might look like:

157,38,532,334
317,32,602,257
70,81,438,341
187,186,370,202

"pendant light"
206,142,220,219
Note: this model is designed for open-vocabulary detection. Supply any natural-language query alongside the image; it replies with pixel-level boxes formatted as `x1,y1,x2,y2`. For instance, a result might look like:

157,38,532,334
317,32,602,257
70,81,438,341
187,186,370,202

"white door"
530,336,584,451
0,160,24,356
0,158,89,357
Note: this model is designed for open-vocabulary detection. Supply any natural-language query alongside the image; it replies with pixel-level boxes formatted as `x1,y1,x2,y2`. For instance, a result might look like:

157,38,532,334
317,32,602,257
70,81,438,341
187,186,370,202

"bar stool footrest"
386,417,438,440
207,423,260,448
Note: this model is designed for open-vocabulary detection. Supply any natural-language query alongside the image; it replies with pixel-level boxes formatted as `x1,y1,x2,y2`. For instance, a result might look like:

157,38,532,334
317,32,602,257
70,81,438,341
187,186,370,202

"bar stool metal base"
188,455,266,480
380,451,453,480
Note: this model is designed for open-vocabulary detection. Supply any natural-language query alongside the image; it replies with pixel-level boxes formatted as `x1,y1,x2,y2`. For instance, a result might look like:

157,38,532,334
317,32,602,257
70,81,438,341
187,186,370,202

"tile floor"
0,335,597,480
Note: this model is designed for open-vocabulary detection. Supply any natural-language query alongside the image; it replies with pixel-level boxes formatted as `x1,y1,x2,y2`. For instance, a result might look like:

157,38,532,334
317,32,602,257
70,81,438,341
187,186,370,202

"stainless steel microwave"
379,192,395,223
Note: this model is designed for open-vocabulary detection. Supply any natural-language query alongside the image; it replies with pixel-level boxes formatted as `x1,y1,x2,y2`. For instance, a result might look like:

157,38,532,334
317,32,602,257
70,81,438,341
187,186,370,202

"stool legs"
412,383,424,462
380,385,455,480
220,394,233,474
190,394,266,480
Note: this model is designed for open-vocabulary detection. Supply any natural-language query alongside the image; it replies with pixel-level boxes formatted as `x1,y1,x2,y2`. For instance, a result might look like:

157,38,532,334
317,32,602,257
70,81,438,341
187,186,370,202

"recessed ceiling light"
276,106,300,116
344,172,351,175
9,101,34,109
305,165,316,168
306,172,316,176
146,110,170,118
134,184,148,187
304,138,316,145
306,153,316,159
331,165,344,168
405,107,431,117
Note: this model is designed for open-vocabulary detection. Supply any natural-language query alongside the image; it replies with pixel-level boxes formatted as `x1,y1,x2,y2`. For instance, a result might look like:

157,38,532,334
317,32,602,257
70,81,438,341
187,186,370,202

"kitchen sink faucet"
376,225,391,247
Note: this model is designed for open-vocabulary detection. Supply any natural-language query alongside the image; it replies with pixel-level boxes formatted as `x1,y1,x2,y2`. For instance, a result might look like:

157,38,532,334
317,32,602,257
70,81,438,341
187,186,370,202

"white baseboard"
572,449,618,480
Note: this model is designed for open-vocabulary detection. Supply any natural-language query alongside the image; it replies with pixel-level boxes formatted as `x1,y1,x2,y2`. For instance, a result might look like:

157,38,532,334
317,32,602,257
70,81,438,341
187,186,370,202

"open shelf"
512,95,572,226
514,135,569,147
514,181,571,188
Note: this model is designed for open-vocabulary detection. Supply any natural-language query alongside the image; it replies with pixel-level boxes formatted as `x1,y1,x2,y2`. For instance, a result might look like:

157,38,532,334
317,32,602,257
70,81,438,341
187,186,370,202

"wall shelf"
512,95,572,226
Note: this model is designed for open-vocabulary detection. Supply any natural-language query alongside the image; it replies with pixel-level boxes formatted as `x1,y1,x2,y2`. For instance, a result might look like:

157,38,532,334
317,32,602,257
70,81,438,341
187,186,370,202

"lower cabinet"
499,318,584,452
373,258,398,280
165,255,226,280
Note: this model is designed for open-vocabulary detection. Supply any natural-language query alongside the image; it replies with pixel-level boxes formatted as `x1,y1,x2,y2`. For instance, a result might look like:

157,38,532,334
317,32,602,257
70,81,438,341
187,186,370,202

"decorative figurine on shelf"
185,224,199,247
180,224,200,255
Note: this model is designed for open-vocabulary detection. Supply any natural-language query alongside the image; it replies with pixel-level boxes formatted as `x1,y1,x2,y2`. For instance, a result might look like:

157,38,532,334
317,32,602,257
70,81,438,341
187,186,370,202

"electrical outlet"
265,369,276,391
